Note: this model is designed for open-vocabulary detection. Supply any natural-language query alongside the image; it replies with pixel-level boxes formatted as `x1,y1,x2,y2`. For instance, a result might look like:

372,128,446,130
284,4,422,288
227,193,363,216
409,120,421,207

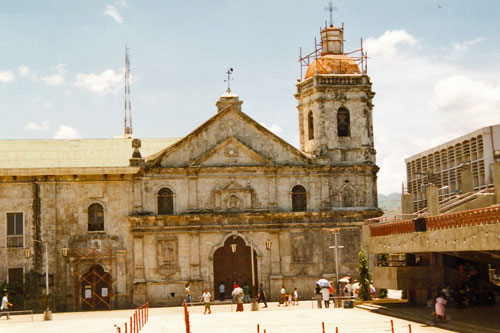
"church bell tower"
295,23,376,165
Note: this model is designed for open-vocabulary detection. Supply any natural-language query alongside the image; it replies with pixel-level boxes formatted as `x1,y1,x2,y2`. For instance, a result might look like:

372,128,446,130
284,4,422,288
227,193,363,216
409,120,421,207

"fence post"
130,316,132,333
322,321,325,333
391,319,394,333
117,327,121,333
408,323,412,333
124,322,127,333
336,327,339,333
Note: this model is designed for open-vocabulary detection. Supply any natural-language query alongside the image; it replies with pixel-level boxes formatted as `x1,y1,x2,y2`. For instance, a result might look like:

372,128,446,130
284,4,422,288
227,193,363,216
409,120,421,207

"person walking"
219,282,225,301
314,283,322,309
185,283,194,306
321,286,330,308
0,293,12,319
200,288,212,314
257,283,267,308
232,284,244,312
279,285,288,306
243,282,251,303
432,292,448,324
292,288,299,305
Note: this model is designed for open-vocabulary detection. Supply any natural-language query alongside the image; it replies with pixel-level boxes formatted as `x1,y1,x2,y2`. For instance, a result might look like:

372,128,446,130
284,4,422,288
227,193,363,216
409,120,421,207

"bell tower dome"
295,23,376,165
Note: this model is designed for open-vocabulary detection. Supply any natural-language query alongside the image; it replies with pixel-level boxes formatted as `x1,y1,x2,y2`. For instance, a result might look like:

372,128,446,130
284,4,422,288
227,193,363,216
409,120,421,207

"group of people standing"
185,282,269,313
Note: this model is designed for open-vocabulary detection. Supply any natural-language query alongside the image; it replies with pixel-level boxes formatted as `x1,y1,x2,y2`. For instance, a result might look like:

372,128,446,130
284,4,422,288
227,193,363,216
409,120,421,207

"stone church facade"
0,24,381,310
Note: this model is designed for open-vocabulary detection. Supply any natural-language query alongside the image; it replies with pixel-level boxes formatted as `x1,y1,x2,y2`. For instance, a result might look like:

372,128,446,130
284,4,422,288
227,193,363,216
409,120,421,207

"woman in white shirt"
200,288,212,314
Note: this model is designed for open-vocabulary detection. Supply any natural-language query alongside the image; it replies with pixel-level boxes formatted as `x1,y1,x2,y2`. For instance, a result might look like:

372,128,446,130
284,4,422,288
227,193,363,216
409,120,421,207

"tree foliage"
358,247,372,301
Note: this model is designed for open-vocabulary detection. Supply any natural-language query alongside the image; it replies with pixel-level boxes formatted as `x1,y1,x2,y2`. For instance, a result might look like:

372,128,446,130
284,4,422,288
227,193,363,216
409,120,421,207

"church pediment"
189,137,271,167
146,105,310,168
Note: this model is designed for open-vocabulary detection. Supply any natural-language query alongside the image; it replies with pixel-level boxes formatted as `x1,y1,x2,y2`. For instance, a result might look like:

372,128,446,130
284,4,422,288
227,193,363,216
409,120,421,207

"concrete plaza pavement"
0,301,451,333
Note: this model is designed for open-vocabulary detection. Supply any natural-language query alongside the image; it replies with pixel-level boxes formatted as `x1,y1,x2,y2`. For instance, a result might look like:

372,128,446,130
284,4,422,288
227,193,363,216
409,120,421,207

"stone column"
188,175,198,210
401,193,413,214
460,168,474,193
426,185,439,216
190,233,201,280
115,250,128,308
133,236,146,305
492,162,500,204
267,173,277,209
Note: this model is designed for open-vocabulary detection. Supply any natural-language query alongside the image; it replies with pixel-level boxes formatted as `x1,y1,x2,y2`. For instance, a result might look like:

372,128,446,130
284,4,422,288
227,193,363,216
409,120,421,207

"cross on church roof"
224,67,234,93
324,0,337,26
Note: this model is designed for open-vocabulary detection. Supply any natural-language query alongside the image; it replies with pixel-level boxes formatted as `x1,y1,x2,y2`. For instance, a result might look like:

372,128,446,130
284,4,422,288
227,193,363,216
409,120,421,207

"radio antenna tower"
124,46,133,137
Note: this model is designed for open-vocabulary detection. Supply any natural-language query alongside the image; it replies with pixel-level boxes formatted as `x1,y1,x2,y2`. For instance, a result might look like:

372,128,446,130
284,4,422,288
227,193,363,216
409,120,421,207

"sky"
1,0,500,194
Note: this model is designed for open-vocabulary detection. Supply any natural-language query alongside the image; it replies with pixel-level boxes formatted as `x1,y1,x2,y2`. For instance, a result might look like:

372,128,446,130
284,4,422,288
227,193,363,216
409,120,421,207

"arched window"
291,185,307,212
158,188,174,215
337,108,350,137
308,111,314,140
88,203,104,231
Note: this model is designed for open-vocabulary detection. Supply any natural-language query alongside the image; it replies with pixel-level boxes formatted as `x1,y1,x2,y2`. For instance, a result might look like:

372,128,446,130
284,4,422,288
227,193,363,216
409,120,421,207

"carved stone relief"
155,238,179,277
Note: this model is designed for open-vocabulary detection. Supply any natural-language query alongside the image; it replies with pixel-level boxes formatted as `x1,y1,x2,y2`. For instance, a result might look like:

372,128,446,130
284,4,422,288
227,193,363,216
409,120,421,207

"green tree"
358,247,372,301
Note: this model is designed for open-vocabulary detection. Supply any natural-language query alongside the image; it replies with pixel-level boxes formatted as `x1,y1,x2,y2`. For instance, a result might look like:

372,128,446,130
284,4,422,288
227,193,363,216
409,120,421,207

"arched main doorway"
80,265,112,310
213,236,258,299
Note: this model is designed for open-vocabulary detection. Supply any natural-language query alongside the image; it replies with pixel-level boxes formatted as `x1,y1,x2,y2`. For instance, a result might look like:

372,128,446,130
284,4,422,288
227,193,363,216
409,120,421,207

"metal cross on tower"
324,0,337,26
224,67,234,93
124,46,133,137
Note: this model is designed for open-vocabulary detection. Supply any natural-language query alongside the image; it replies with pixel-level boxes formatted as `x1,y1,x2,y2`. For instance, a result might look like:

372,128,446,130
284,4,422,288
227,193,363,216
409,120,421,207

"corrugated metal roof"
0,137,180,169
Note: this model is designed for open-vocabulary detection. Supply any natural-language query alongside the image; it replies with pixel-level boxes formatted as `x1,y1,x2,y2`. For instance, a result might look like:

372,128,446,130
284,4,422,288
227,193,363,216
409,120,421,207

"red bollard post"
257,324,260,333
336,327,339,333
135,311,138,333
408,323,412,333
139,307,142,328
322,321,325,333
124,322,127,333
117,328,121,333
390,320,394,333
183,301,191,333
142,305,145,327
130,317,132,333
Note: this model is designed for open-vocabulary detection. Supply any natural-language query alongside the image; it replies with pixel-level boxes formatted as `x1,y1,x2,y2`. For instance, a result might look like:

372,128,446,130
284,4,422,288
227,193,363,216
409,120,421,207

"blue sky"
1,0,500,194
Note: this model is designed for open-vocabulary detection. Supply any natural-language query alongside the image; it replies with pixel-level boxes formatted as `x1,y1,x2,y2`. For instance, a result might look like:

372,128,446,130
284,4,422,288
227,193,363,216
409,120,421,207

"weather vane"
224,68,234,93
324,0,337,26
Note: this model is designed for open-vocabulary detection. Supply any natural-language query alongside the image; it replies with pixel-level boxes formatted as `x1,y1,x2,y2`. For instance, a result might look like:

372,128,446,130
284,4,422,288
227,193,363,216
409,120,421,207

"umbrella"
339,277,351,283
316,279,330,287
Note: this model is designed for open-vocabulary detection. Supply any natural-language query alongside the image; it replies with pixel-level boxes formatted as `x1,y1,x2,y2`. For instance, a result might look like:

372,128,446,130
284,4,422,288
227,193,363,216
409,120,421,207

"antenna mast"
124,46,133,137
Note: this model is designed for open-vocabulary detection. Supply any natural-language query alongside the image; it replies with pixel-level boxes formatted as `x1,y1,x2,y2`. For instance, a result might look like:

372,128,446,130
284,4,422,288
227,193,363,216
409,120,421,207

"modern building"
0,22,381,311
405,125,500,212
365,128,500,305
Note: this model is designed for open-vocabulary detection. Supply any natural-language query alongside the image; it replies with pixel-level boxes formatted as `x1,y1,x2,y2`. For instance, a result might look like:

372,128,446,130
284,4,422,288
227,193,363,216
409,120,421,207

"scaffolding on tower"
124,46,133,137
298,22,368,81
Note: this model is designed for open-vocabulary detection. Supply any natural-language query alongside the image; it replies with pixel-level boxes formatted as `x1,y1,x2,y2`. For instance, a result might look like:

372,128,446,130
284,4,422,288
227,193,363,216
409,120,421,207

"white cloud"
25,121,51,131
53,125,81,139
431,75,500,131
41,74,65,86
115,0,127,7
74,69,122,95
55,64,67,75
364,30,417,59
262,123,283,136
0,70,15,82
104,5,123,23
452,37,484,51
18,65,30,77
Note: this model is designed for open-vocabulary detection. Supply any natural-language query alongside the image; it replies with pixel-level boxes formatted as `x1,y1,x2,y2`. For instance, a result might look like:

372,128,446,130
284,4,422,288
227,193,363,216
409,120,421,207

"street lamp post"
329,228,343,307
